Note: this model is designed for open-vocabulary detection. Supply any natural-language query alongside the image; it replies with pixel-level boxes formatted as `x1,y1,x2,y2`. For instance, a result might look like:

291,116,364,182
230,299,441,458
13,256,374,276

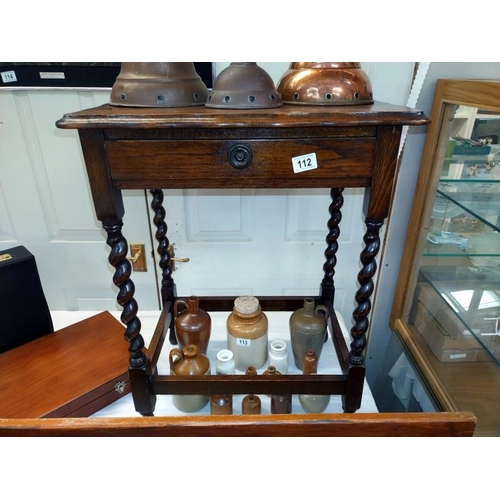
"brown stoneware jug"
262,365,281,398
298,349,330,414
169,344,210,412
270,394,292,414
174,296,211,355
242,394,261,414
210,394,233,415
289,297,328,370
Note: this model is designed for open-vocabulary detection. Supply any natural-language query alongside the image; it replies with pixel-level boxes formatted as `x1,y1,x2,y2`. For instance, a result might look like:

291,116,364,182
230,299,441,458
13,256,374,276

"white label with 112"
292,152,318,173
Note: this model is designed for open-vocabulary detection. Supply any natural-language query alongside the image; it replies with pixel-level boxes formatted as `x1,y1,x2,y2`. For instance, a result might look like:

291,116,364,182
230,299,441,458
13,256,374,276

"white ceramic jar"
268,339,289,374
215,349,236,375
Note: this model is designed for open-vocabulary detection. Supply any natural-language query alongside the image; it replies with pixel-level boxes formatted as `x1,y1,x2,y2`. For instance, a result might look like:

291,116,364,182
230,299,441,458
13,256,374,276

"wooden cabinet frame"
390,79,500,435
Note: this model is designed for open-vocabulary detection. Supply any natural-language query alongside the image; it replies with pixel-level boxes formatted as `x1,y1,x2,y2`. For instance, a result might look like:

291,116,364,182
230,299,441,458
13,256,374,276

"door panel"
0,89,159,311
155,187,366,324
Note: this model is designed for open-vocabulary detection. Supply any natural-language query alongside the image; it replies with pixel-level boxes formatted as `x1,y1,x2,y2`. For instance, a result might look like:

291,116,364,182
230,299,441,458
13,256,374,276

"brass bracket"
127,243,147,272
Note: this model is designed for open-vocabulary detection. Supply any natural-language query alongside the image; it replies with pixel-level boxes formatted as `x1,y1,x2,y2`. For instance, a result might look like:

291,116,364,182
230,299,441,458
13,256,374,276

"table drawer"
106,138,376,189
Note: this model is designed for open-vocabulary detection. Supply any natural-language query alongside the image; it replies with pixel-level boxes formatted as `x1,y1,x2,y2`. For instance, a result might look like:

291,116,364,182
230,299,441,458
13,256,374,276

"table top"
50,310,379,417
56,101,429,130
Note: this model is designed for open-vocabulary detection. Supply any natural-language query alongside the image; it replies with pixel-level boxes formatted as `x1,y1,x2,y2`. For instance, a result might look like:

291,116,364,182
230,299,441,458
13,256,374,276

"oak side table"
56,102,429,419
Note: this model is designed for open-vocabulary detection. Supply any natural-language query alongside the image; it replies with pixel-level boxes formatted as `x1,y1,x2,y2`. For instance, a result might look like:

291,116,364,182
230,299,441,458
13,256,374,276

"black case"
0,246,53,353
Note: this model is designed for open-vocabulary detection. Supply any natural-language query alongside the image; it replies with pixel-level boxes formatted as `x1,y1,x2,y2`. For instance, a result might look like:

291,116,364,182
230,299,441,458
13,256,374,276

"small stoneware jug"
289,297,328,370
270,394,292,414
262,365,281,398
298,349,330,414
174,295,211,355
169,344,210,412
210,394,233,415
242,394,261,414
242,366,261,413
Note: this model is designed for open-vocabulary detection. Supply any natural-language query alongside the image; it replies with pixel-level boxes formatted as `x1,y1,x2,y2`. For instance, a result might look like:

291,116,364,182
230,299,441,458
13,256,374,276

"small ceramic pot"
268,339,289,375
215,349,235,375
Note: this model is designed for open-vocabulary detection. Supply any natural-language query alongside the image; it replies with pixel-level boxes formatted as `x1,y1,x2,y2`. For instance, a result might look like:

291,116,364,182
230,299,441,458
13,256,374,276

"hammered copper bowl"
110,62,208,107
277,62,374,105
205,62,283,109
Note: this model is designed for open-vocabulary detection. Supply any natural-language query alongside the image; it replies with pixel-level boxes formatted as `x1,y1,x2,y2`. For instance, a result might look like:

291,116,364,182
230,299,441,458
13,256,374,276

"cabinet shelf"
416,266,500,365
436,184,500,232
423,232,500,257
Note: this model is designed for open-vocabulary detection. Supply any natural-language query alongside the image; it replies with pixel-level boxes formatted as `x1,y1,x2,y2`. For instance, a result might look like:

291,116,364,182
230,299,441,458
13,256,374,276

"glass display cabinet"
391,79,500,436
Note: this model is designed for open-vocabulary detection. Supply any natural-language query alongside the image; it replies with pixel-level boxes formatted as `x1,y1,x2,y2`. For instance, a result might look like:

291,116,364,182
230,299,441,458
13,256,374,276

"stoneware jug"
173,295,211,355
210,394,233,415
270,394,292,414
289,297,328,370
242,394,261,414
298,349,330,414
169,344,210,412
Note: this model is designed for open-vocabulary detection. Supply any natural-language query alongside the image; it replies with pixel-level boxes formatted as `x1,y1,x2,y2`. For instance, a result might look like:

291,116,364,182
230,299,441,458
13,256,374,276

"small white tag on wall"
292,152,318,173
39,72,66,80
1,70,17,83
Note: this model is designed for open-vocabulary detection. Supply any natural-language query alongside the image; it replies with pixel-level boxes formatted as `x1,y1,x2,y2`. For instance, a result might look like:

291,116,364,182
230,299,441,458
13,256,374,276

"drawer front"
106,138,376,189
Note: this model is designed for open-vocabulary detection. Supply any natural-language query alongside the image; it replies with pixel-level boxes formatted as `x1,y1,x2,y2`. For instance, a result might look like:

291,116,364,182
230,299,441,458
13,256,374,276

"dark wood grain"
0,312,129,418
365,125,403,220
56,102,430,130
106,138,375,190
0,412,475,437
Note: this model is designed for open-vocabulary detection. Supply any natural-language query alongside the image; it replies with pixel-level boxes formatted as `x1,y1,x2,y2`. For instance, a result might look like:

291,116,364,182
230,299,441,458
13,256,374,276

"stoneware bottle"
215,349,235,375
262,365,281,397
298,349,331,414
289,297,328,370
242,366,261,413
268,339,289,375
270,394,292,414
173,295,211,355
242,394,261,414
210,394,233,415
227,296,268,371
169,344,210,412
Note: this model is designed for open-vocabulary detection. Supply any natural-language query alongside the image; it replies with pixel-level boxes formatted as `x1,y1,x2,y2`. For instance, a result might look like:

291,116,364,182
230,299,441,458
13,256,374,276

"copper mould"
109,62,208,107
205,62,282,109
277,62,374,105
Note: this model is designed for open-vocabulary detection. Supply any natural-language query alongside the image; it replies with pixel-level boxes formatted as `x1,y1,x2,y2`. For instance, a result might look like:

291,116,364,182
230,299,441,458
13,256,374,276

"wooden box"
0,311,131,418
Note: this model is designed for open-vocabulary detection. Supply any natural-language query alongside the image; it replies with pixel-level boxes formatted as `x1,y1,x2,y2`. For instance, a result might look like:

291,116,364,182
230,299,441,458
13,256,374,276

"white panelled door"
157,187,366,324
0,89,159,312
0,62,416,325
